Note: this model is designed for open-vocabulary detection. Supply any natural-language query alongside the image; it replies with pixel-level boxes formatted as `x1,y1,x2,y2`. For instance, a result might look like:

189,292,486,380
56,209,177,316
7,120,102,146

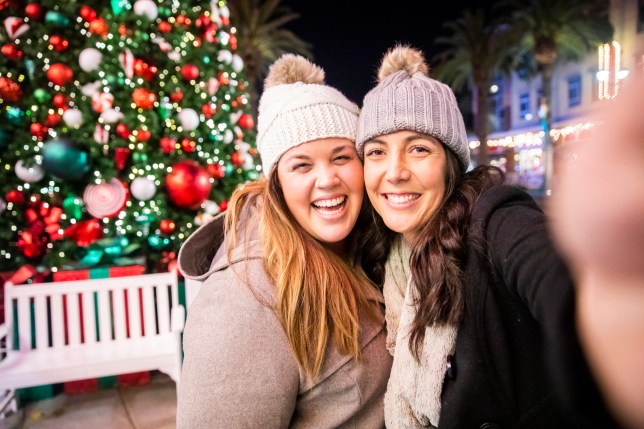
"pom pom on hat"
356,45,470,171
256,54,359,175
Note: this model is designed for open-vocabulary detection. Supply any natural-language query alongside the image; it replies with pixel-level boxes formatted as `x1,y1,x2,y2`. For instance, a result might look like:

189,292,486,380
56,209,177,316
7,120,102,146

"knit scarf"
383,237,457,428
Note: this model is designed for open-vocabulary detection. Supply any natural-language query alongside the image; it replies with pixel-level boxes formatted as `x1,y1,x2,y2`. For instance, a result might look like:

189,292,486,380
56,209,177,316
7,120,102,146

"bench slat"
97,289,111,343
17,297,31,351
82,292,97,345
156,283,170,335
67,293,81,346
129,288,143,339
34,295,48,349
142,286,155,336
113,288,127,341
51,294,64,348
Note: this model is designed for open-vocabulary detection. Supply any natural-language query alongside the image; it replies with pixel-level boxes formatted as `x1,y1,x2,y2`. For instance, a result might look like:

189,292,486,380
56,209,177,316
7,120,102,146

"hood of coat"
177,202,262,281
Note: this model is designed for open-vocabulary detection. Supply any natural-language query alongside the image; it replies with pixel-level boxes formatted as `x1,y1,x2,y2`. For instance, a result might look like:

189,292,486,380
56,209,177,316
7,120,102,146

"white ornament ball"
178,108,200,131
203,200,221,216
15,160,45,183
133,0,158,21
223,129,234,144
218,50,232,65
81,80,101,96
231,54,244,73
100,108,124,124
63,108,83,128
79,48,102,72
219,5,230,18
130,177,157,201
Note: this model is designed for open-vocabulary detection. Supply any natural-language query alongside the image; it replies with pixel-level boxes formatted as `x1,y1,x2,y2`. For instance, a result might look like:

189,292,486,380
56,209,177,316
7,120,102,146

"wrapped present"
53,263,149,393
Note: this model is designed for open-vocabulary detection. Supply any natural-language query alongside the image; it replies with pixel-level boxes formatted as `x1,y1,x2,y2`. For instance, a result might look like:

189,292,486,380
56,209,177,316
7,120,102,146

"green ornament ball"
132,152,149,166
42,138,90,181
225,163,234,176
34,89,51,104
62,195,84,220
245,170,260,181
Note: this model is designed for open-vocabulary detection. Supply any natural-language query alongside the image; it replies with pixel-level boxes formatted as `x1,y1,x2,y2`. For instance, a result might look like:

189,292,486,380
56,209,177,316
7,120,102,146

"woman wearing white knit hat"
176,54,392,428
356,45,619,428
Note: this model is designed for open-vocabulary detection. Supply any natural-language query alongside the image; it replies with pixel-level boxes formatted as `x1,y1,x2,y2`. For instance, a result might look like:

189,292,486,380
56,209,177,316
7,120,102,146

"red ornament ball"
132,87,156,110
238,113,254,130
2,43,22,61
0,76,22,102
6,189,25,205
25,3,44,20
158,21,172,33
231,152,245,166
47,64,73,86
79,6,97,22
207,163,225,179
170,90,183,103
30,122,48,139
49,35,69,51
181,138,196,152
159,137,176,153
181,64,199,81
53,93,68,109
159,219,176,234
165,160,211,209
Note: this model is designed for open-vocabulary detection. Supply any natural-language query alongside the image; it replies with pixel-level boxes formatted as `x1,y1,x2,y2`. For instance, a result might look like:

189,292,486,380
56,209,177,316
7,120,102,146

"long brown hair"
407,148,504,359
225,171,386,381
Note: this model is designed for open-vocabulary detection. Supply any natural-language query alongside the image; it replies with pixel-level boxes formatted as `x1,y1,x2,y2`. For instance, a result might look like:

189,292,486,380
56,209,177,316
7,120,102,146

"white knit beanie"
356,45,470,171
256,54,359,175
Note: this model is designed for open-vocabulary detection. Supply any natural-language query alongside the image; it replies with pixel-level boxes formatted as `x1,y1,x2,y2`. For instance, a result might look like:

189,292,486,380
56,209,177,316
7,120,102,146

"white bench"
0,271,185,403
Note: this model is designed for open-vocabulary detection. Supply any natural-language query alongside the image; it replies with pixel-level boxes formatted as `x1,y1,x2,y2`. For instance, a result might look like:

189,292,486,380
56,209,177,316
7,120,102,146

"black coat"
437,185,621,429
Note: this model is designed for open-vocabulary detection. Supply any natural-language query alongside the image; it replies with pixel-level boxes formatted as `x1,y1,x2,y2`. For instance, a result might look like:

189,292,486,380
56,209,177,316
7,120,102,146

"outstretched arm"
549,78,644,429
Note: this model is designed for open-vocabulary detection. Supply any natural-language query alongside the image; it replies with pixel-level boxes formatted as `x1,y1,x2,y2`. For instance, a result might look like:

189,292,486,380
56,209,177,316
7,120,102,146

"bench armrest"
170,305,186,333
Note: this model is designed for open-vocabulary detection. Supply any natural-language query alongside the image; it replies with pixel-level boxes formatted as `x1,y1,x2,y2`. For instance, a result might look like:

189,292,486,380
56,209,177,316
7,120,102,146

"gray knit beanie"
356,45,470,170
256,54,359,175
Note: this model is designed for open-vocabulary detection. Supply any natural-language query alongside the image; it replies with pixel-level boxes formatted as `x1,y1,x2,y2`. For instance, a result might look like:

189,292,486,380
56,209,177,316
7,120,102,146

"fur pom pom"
377,45,429,82
264,54,325,88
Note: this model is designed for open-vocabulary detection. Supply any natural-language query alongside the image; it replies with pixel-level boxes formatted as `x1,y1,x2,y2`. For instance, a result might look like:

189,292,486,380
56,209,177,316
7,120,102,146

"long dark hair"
407,148,504,359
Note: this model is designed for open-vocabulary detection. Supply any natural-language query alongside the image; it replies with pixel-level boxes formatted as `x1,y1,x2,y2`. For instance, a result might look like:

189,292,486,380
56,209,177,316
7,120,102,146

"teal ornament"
7,107,23,125
203,56,211,65
25,60,36,80
45,11,70,28
42,138,90,181
111,0,130,16
225,163,234,176
0,127,7,145
34,89,51,104
62,194,83,220
245,170,259,181
148,234,170,250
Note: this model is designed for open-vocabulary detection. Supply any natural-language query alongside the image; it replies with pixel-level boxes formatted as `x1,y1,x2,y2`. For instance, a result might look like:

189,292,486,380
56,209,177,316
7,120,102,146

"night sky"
281,0,495,104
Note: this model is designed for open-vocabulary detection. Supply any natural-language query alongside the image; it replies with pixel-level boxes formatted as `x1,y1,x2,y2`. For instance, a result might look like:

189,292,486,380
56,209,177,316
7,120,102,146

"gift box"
53,263,149,393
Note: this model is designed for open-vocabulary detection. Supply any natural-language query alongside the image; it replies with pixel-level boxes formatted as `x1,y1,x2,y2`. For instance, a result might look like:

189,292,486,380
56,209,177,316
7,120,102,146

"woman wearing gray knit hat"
356,45,620,428
176,54,392,428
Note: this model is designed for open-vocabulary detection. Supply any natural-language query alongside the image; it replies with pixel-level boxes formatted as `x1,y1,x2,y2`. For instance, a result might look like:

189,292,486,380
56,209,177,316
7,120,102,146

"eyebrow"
367,133,437,145
285,144,352,161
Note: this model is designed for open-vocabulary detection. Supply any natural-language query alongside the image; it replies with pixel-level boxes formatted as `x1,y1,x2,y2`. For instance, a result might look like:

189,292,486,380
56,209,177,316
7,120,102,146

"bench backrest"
3,271,179,353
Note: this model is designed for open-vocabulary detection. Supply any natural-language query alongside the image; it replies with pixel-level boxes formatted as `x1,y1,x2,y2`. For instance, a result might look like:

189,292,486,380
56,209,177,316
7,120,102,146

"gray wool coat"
176,211,392,429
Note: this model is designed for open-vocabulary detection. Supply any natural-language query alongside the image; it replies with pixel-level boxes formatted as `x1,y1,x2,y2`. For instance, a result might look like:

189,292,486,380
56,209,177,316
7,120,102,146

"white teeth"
313,196,346,208
386,194,418,204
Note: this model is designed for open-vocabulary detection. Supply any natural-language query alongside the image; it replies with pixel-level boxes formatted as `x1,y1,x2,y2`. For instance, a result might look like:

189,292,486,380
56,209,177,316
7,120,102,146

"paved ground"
2,373,176,429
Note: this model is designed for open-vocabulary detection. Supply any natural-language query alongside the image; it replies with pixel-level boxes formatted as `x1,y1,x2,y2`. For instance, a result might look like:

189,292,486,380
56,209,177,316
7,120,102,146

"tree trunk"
475,82,490,167
540,63,554,195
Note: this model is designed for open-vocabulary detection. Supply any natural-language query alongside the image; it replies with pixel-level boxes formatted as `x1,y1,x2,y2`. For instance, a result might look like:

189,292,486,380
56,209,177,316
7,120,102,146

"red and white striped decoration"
83,178,128,219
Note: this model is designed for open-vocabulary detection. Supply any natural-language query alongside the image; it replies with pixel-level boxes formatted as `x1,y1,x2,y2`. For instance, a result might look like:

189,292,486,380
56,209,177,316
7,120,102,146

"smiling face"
276,138,364,252
363,130,448,243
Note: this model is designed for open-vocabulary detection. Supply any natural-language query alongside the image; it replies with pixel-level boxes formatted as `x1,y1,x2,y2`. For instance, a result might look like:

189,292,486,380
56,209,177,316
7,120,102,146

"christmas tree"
0,0,259,274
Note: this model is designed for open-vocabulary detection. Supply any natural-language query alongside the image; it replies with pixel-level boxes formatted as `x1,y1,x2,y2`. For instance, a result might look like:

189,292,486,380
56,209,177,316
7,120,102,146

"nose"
316,164,341,189
385,154,410,183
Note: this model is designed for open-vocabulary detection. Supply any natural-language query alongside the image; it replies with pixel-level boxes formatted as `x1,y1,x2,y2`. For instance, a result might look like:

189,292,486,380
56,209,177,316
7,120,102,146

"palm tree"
500,0,612,193
432,9,520,167
228,0,313,116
